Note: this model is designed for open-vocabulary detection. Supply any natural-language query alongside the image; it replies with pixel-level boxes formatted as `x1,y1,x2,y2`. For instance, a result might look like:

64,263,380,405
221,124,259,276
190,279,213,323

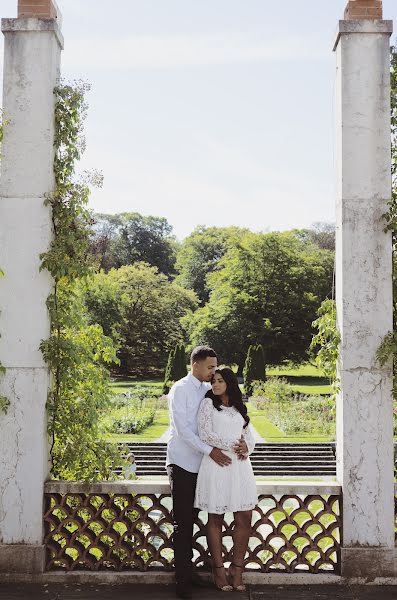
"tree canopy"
88,212,177,277
185,231,334,370
83,263,197,373
175,225,248,304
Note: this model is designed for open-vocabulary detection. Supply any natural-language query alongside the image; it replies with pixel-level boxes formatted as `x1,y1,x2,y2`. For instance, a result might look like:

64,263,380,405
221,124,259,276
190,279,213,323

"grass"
266,364,332,395
106,365,334,443
109,378,164,394
247,402,334,443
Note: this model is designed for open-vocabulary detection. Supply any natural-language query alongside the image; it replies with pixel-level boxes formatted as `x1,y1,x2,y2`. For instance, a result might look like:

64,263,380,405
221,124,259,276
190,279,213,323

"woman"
194,367,257,592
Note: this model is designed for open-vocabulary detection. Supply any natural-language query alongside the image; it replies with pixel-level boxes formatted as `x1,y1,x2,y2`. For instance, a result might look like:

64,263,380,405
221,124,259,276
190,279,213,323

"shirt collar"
187,372,203,388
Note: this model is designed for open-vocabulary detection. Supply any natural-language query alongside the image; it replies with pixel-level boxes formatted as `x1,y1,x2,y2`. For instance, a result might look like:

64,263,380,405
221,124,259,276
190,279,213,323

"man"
166,346,232,599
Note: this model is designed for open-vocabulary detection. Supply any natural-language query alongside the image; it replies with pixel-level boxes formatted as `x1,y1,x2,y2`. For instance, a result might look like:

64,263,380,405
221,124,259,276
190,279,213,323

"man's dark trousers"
167,463,199,584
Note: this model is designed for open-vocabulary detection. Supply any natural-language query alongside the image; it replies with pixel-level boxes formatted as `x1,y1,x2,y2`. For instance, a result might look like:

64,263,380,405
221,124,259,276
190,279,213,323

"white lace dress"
194,397,258,514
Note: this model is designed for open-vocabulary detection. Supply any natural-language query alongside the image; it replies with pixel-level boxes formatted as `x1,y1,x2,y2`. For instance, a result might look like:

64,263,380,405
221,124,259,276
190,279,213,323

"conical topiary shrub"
174,343,188,381
243,344,266,397
163,343,187,393
163,346,176,394
252,343,266,383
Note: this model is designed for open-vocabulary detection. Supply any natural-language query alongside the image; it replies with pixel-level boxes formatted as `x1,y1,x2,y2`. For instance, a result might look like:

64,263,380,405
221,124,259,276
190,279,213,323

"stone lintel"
333,19,393,51
340,547,396,577
0,545,45,573
1,17,64,49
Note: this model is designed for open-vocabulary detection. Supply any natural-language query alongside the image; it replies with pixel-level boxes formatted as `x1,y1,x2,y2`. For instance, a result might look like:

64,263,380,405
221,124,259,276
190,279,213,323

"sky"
1,0,397,239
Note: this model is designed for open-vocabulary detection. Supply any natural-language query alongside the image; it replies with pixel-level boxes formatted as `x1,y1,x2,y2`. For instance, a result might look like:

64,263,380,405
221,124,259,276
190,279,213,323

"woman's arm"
233,422,256,457
198,397,238,451
241,422,256,455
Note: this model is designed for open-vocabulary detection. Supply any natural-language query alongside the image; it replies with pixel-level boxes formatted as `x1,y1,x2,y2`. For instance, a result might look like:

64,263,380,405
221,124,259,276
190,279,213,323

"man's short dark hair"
190,346,217,364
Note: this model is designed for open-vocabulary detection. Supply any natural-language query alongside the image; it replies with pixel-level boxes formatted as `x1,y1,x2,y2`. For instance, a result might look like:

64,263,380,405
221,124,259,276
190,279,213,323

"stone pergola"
0,0,395,582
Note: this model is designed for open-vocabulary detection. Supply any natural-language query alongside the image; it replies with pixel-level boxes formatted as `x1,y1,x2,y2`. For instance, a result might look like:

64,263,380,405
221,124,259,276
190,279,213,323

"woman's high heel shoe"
228,562,246,592
212,565,233,592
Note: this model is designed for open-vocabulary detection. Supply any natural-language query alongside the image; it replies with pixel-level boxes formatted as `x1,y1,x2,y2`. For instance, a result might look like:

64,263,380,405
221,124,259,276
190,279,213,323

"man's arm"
170,385,212,455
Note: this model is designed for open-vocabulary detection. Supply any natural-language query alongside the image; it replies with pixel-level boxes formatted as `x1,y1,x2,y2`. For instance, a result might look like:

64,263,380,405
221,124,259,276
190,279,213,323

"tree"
83,263,198,374
310,299,340,393
294,222,336,251
88,212,178,277
87,213,121,271
175,225,248,304
185,231,334,370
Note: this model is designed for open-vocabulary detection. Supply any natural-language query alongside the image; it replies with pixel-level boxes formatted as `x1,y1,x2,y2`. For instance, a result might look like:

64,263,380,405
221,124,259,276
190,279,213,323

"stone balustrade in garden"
43,481,397,574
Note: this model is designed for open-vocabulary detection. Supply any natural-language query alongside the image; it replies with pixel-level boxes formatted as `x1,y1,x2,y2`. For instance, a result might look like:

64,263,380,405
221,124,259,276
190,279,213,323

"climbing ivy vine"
310,299,340,396
377,45,397,403
376,45,397,446
39,81,123,480
0,110,10,414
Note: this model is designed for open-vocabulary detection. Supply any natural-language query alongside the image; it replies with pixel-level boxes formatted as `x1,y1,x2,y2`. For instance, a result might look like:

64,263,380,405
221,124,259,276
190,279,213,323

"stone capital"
333,19,393,51
1,17,64,49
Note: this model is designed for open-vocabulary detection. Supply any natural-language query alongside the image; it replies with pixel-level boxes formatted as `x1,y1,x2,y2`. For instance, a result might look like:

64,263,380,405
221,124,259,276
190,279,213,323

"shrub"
243,344,266,397
110,412,155,434
163,343,188,393
105,393,158,434
252,390,335,436
251,377,294,407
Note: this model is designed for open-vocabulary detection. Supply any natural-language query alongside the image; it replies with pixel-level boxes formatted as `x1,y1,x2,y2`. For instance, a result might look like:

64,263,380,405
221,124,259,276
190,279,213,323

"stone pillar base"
341,547,395,577
0,545,45,573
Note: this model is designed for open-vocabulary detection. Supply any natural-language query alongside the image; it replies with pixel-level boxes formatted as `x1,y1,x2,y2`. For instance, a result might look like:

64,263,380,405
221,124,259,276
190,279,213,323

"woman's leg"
206,513,229,588
230,510,252,587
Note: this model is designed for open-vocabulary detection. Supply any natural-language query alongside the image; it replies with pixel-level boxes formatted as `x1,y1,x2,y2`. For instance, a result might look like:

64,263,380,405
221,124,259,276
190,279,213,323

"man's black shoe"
191,571,211,588
176,582,192,599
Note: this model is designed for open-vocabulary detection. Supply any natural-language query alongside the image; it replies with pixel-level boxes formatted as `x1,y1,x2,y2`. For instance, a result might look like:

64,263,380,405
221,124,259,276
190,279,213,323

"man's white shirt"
166,373,213,473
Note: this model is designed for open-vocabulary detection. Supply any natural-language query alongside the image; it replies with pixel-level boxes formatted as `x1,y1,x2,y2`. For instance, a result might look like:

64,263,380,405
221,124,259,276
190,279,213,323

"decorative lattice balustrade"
44,481,342,574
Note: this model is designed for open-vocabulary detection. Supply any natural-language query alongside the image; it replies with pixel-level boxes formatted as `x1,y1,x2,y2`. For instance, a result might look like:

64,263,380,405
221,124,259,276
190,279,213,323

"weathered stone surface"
0,198,52,368
0,19,63,198
0,369,49,546
0,545,45,574
0,15,61,556
334,11,395,578
340,548,395,578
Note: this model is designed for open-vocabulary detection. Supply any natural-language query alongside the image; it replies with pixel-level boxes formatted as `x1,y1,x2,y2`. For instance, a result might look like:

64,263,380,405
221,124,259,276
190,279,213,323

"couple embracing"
166,346,258,599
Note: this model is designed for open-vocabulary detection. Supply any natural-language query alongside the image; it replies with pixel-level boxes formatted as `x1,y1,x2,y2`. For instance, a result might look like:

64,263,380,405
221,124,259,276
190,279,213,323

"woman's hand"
233,436,248,459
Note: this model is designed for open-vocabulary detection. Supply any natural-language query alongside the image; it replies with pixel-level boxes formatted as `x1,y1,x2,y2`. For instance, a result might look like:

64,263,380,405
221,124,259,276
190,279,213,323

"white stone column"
0,5,63,573
334,3,395,577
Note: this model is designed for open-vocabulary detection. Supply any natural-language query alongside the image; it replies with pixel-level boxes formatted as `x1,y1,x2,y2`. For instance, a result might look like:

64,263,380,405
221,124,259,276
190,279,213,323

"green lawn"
107,365,334,443
266,363,332,395
109,378,164,394
247,402,334,443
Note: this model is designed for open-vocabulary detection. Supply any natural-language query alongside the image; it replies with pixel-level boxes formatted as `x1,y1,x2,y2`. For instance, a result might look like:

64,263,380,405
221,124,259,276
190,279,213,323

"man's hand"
209,447,232,466
233,436,248,460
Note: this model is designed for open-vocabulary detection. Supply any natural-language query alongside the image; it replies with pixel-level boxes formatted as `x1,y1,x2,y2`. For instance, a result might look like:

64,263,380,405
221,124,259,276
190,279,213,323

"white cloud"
62,31,328,71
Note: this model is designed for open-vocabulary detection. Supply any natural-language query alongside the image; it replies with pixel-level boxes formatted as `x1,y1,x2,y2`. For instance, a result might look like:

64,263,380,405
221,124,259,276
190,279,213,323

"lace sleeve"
198,397,239,451
242,422,256,455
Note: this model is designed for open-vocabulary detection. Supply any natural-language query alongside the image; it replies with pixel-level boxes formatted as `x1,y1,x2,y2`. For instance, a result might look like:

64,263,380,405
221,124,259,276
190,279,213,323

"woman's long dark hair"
205,367,250,428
